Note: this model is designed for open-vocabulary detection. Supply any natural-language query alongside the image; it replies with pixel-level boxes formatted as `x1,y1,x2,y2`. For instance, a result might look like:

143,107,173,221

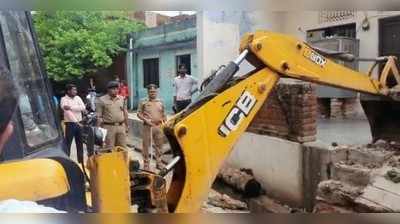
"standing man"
86,77,97,112
60,84,86,163
137,84,167,170
173,64,198,113
118,80,130,106
96,81,129,150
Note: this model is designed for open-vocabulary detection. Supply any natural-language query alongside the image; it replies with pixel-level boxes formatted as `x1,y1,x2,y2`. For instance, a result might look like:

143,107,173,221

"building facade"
283,11,400,118
197,11,400,118
127,16,197,111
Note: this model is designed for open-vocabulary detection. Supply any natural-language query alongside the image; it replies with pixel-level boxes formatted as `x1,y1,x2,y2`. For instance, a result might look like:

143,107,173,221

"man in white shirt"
173,64,198,113
60,84,86,163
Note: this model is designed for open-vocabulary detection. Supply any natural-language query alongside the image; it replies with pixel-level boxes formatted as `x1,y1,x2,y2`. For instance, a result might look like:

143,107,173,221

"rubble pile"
314,140,400,213
201,190,249,213
217,165,262,197
205,165,298,213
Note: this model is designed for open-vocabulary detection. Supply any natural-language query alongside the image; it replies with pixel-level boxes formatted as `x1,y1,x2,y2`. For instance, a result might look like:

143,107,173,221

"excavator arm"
163,30,400,212
241,31,400,98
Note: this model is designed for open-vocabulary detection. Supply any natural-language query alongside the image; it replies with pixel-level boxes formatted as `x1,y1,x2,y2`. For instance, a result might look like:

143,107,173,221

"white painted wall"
197,11,240,80
197,11,286,80
227,133,305,207
243,11,285,33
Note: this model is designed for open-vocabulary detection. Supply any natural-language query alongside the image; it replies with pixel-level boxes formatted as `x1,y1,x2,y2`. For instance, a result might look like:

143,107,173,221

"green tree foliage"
33,11,145,81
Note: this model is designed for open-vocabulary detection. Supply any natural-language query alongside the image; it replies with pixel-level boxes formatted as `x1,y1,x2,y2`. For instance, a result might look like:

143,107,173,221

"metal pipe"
165,156,180,171
356,57,388,62
129,37,133,51
234,49,249,65
159,156,181,177
128,37,134,109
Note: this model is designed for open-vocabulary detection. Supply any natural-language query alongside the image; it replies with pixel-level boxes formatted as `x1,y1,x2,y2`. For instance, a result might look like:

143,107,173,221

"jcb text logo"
304,49,327,67
218,91,256,137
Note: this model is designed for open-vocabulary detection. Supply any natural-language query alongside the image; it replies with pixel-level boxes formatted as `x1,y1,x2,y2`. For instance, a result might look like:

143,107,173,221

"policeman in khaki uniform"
137,84,167,170
96,81,129,150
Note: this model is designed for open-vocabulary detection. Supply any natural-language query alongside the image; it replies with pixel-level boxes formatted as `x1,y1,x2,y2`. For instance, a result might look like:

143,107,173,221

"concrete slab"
371,167,400,197
353,196,390,212
358,186,400,212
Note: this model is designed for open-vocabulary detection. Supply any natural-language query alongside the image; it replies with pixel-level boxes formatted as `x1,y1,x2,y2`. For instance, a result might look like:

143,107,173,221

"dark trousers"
65,122,84,163
176,99,192,113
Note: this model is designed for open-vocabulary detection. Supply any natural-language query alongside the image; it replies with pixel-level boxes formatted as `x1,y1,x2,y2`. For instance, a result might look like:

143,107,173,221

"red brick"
295,117,317,125
246,82,317,143
292,123,316,131
289,135,316,143
296,129,318,137
294,111,318,119
262,119,287,127
291,105,318,112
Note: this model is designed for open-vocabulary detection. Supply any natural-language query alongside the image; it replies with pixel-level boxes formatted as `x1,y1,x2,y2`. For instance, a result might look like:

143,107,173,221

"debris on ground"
315,140,400,213
217,165,262,197
385,169,400,183
247,195,295,213
210,166,300,213
201,190,249,213
207,190,248,210
388,156,400,169
317,180,362,207
314,200,355,213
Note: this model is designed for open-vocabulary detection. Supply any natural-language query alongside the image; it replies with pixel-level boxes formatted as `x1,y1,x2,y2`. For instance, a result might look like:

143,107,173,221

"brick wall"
317,97,363,119
247,82,317,143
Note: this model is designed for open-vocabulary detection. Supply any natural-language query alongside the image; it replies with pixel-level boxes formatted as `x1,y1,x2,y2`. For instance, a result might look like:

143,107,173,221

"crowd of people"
59,64,198,171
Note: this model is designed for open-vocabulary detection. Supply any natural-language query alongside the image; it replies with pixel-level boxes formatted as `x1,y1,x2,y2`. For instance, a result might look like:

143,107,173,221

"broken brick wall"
318,98,361,119
247,82,317,143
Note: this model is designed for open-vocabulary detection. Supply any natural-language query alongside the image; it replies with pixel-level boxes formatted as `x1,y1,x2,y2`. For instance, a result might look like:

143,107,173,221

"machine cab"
0,11,65,161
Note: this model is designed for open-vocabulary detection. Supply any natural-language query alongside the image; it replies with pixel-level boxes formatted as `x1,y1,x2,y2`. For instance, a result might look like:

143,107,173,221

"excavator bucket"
361,56,400,143
361,98,400,143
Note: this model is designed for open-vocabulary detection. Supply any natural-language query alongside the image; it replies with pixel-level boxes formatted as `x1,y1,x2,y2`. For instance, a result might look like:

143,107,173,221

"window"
0,11,58,149
176,54,191,75
307,23,356,42
143,58,159,87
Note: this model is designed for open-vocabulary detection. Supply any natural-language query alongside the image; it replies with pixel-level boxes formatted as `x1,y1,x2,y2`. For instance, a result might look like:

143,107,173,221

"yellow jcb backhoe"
0,11,399,213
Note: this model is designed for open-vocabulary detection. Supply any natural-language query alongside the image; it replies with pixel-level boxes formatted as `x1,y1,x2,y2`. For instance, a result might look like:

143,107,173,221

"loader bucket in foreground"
361,99,400,143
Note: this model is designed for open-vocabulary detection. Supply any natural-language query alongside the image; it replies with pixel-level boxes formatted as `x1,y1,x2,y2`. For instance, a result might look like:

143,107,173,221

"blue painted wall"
127,17,197,113
134,48,197,112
